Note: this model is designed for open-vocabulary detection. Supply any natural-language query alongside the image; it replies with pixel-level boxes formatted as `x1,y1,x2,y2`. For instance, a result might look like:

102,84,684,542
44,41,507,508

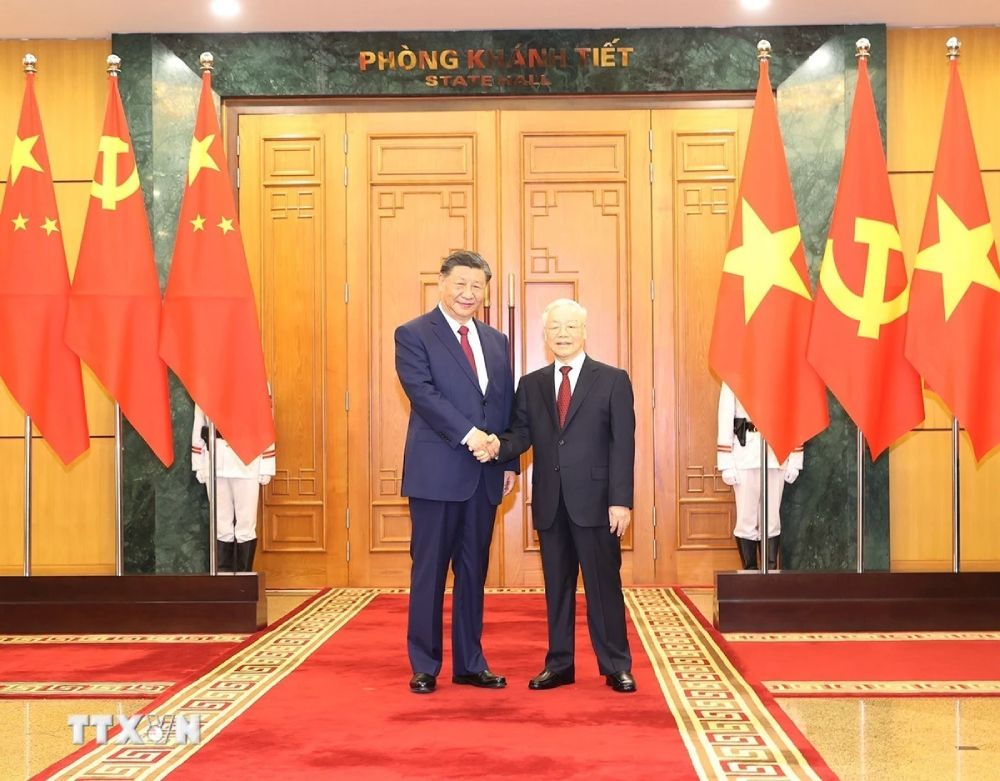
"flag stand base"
714,571,1000,632
0,574,266,634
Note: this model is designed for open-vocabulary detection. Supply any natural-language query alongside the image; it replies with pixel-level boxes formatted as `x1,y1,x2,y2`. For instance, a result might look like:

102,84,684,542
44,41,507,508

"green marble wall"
114,24,888,573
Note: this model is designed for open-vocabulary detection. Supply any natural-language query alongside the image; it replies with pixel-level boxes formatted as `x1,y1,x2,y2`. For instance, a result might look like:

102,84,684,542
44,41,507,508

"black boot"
235,539,257,572
766,535,780,570
735,537,759,570
216,540,235,573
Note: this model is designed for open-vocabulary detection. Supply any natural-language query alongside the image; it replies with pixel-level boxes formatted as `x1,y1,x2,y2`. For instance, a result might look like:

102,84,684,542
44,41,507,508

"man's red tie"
557,365,572,427
458,325,478,380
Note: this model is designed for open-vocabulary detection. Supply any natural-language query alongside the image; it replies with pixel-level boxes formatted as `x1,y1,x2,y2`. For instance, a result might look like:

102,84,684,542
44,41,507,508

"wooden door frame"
225,93,754,587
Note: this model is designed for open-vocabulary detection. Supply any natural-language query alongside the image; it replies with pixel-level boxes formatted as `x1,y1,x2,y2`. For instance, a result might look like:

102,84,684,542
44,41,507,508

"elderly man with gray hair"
475,298,636,693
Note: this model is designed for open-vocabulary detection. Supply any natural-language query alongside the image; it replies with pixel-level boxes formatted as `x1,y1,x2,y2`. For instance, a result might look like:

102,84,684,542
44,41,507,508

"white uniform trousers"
732,468,785,541
211,478,260,543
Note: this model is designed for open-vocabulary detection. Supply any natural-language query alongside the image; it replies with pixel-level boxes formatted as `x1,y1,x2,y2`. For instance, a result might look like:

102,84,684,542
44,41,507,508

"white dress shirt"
438,305,489,445
554,351,586,398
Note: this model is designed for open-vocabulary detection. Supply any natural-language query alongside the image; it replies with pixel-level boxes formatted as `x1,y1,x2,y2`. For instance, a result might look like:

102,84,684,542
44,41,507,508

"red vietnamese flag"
905,51,1000,461
159,64,274,463
709,46,828,462
806,51,924,458
66,67,174,467
0,64,89,465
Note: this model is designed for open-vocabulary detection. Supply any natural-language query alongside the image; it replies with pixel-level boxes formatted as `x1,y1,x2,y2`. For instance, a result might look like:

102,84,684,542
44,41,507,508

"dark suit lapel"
477,320,501,396
540,364,558,429
561,356,599,431
429,307,480,391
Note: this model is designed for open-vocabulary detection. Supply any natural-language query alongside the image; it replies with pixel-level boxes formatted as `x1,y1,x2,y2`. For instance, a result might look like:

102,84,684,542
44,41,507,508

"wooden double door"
238,103,751,588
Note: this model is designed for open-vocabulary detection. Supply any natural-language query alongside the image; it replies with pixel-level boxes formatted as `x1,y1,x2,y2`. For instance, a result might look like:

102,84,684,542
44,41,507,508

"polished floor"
1,590,998,780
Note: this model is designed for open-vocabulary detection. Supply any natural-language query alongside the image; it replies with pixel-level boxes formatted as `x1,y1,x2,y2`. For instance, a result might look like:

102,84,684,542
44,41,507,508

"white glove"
195,467,208,485
259,474,272,486
783,467,800,484
721,469,738,486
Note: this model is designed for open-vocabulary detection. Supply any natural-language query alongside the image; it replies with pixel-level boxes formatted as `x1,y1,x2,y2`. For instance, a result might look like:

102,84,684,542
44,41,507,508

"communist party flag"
0,61,89,465
159,62,275,463
709,44,828,462
806,48,924,458
66,64,174,466
904,48,1000,461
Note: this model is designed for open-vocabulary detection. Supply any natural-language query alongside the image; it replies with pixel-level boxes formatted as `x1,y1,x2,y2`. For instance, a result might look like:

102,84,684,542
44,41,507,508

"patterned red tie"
457,325,478,380
557,365,572,427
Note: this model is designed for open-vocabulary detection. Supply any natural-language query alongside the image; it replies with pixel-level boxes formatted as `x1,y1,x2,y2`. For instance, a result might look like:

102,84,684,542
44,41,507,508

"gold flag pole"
946,37,963,575
21,54,37,578
756,39,772,574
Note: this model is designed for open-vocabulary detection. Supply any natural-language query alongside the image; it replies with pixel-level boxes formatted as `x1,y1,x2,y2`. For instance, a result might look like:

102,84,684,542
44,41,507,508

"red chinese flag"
0,67,89,465
159,68,274,463
65,71,174,467
806,54,924,458
904,56,1000,461
709,51,828,462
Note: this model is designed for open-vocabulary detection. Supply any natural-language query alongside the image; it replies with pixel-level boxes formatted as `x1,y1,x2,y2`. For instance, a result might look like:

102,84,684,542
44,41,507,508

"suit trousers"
539,491,632,676
211,478,260,543
407,474,496,677
732,468,785,540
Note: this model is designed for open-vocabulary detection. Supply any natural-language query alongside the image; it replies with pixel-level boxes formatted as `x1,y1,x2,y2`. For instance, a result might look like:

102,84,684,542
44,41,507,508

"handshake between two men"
466,428,516,497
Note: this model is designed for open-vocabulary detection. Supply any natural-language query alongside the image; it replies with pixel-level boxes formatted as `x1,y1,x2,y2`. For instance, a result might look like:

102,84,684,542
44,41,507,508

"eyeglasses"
545,323,583,335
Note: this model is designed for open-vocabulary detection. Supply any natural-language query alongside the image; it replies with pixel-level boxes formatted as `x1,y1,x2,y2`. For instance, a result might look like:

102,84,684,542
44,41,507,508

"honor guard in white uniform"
191,405,276,572
716,382,803,570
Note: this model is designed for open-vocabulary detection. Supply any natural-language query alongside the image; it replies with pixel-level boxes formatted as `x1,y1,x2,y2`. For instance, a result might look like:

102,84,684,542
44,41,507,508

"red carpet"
677,588,1000,698
0,640,240,698
167,593,698,780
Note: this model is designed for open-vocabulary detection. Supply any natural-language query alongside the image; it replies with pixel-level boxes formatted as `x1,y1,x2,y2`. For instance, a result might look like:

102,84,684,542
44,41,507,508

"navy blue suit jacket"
395,307,516,506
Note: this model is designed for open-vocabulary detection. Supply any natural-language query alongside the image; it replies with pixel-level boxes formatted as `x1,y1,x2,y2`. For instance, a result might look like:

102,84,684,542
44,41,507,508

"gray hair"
541,298,588,327
440,250,493,283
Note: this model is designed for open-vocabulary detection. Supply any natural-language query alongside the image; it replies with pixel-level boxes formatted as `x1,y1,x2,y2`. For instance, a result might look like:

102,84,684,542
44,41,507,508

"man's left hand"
609,506,631,537
503,470,516,496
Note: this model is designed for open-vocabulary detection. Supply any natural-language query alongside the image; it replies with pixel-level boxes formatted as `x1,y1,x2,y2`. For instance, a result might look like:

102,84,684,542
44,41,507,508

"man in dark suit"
395,250,517,694
476,298,636,693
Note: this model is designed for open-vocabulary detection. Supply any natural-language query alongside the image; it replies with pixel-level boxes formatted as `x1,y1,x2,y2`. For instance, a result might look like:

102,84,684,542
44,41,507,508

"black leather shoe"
605,671,637,693
528,667,575,690
452,670,507,688
409,673,436,694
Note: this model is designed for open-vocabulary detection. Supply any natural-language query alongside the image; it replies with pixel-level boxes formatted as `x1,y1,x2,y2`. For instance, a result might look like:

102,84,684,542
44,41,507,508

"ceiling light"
210,0,241,17
741,0,771,11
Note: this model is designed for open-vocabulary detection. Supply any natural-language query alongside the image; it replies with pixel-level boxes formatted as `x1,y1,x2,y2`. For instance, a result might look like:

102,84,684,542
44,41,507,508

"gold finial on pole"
855,38,871,60
946,37,961,60
199,52,215,73
107,54,122,76
757,40,772,62
23,53,37,74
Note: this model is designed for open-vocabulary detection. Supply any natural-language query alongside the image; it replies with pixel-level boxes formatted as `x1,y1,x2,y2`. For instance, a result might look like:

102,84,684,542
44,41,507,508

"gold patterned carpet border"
44,587,828,781
725,631,1000,642
0,634,247,645
627,588,825,781
43,588,378,781
0,682,171,697
767,680,1000,696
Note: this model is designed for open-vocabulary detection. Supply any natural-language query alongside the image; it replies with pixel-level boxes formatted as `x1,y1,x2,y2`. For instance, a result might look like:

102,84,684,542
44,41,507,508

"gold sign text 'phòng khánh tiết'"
357,41,635,89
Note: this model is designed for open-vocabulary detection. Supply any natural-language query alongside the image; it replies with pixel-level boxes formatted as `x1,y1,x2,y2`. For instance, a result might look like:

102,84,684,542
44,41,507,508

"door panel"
346,111,500,586
239,113,349,587
651,108,752,585
499,110,654,585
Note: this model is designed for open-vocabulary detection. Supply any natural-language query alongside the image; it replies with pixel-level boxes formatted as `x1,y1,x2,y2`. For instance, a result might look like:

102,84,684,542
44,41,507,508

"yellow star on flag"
723,198,811,322
187,134,220,185
217,216,234,235
190,214,206,231
9,135,44,184
913,196,1000,320
40,217,59,236
11,213,28,231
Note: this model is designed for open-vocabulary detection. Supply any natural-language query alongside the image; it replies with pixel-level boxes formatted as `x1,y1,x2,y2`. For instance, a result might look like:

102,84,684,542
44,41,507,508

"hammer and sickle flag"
66,66,174,466
806,51,924,458
709,47,828,463
0,65,89,465
904,52,1000,461
159,63,275,464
